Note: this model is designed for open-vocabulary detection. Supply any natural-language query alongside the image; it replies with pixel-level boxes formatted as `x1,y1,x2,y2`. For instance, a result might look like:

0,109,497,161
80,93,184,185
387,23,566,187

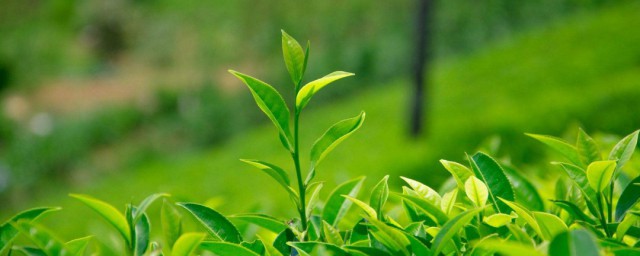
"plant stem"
607,182,614,223
596,192,611,238
292,107,308,232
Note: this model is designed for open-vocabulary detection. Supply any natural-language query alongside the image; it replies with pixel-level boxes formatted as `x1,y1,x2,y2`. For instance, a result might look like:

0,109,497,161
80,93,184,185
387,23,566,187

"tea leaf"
548,229,599,256
65,236,92,256
483,213,515,228
394,193,449,225
273,228,296,256
586,160,616,192
370,175,390,216
288,242,349,256
608,130,639,171
576,128,601,166
616,175,640,221
554,162,599,216
70,194,131,245
367,218,410,255
615,211,639,241
533,211,568,240
470,152,515,213
401,177,442,207
475,239,544,256
11,246,47,256
440,189,458,215
310,111,365,168
432,208,483,256
296,71,354,110
200,241,259,256
177,203,243,243
0,207,60,253
229,214,288,234
499,199,544,239
134,211,150,256
240,160,297,198
228,70,293,151
322,176,365,226
404,233,430,255
281,30,305,86
551,200,596,225
503,165,545,211
12,221,68,256
465,176,488,208
161,199,182,250
344,246,392,256
343,195,377,220
134,193,168,224
306,182,324,218
439,160,474,191
321,221,344,246
172,233,205,256
527,133,583,167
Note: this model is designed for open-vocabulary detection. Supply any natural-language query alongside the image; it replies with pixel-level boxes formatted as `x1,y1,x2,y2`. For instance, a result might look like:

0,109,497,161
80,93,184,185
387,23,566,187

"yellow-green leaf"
310,112,365,167
281,30,305,86
342,195,377,220
296,71,354,109
70,194,130,245
484,213,515,228
465,176,488,208
440,160,474,191
586,160,616,192
401,176,442,207
172,233,205,256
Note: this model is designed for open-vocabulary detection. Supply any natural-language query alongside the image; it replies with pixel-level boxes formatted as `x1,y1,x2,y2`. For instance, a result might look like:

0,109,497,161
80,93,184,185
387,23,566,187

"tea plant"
1,31,640,256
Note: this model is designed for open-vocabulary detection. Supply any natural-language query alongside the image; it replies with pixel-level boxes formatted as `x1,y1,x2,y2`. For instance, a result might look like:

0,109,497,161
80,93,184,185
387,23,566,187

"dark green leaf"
70,194,130,245
241,239,266,255
11,246,47,256
431,208,483,256
289,242,349,256
177,203,242,243
273,228,296,256
616,175,640,221
527,133,583,167
310,112,365,167
0,207,60,253
576,128,601,166
134,211,150,256
200,241,259,256
322,176,365,226
172,233,205,256
281,30,305,86
228,70,292,151
370,175,390,217
229,214,288,234
470,152,516,213
366,218,410,255
548,229,599,256
503,165,545,211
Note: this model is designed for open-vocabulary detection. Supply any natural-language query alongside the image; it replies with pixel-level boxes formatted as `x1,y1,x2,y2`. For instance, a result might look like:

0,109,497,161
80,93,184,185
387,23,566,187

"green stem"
292,104,308,233
607,182,614,223
596,192,611,238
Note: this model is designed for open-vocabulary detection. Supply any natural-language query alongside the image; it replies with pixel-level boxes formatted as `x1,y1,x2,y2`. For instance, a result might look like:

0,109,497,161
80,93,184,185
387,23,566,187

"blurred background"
1,0,639,243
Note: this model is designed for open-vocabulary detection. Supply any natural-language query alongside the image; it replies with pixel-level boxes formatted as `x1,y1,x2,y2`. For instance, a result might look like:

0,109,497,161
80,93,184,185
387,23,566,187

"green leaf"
615,211,639,241
551,200,596,225
484,213,515,228
404,233,430,256
343,195,377,220
134,193,168,224
135,211,150,256
0,207,60,254
401,177,442,207
241,239,266,255
441,189,458,215
533,211,568,240
200,241,259,256
503,165,545,211
439,160,474,191
306,182,324,218
161,199,182,250
229,214,288,234
370,175,390,217
608,130,639,171
367,218,411,255
296,71,354,110
465,176,488,208
322,176,365,226
12,246,47,256
240,160,297,198
576,128,601,166
344,246,392,256
474,239,544,256
432,208,484,256
273,228,295,256
393,193,449,225
499,199,544,239
548,229,599,256
228,70,293,151
586,160,617,192
554,162,600,216
12,221,68,256
288,242,349,256
281,30,305,86
321,221,344,246
470,152,515,213
310,112,365,167
177,203,242,243
506,224,535,246
527,133,582,167
65,236,92,256
70,194,131,245
172,233,205,256
616,175,640,221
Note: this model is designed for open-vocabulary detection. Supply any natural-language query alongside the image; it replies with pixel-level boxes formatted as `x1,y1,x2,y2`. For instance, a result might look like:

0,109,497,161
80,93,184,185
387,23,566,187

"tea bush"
2,32,639,256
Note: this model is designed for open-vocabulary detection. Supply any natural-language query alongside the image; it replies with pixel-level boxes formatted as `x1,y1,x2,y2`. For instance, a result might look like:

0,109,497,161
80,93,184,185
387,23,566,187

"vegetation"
2,31,640,256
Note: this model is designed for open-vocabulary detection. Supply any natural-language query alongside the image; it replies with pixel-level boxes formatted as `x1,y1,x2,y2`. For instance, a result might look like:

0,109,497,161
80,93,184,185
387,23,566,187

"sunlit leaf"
441,189,458,215
554,162,600,216
465,176,488,208
576,128,601,166
177,203,242,243
322,176,365,226
499,198,544,239
172,233,205,256
470,152,515,213
228,70,293,151
161,199,182,250
608,130,639,172
527,133,583,167
240,160,297,199
343,195,377,220
70,194,130,245
321,221,344,246
401,177,442,207
483,213,515,228
393,193,448,225
586,160,616,192
281,30,306,86
439,160,474,191
65,236,92,256
310,112,365,168
370,175,390,217
289,242,349,256
0,207,60,254
533,211,568,240
615,211,639,241
475,239,544,256
306,182,324,218
12,221,68,256
134,193,168,225
366,218,410,255
551,200,596,225
296,71,354,109
431,208,483,256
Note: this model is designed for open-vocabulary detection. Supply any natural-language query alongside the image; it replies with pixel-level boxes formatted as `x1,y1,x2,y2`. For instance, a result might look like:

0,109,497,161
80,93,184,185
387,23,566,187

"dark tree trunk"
410,0,433,137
